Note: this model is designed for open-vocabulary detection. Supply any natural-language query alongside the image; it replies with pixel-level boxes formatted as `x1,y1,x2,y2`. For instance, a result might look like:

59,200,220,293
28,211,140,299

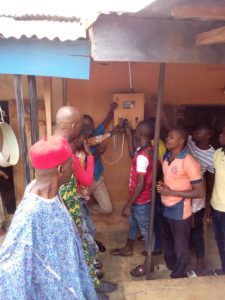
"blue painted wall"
0,38,90,79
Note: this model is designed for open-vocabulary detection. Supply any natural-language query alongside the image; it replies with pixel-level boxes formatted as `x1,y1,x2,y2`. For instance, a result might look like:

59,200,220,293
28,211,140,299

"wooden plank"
13,75,31,187
172,5,225,21
137,0,188,18
44,77,52,137
8,100,24,205
90,15,225,64
27,75,39,144
196,25,225,45
9,99,46,205
0,38,90,79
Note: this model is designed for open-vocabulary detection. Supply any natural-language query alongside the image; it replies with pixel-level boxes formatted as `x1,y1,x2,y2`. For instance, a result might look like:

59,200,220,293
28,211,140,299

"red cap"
30,136,72,169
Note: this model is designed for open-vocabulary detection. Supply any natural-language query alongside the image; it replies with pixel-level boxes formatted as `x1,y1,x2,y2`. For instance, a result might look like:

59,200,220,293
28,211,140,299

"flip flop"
94,260,103,270
208,269,225,276
95,240,106,252
141,250,162,256
96,270,104,280
138,235,145,241
187,269,210,277
130,264,146,277
110,248,132,256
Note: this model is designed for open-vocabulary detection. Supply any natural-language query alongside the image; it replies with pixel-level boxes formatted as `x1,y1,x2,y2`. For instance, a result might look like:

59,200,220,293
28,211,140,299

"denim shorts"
128,202,153,250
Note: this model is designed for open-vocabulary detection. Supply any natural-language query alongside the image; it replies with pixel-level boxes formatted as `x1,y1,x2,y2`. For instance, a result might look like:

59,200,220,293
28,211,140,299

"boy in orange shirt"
156,127,204,278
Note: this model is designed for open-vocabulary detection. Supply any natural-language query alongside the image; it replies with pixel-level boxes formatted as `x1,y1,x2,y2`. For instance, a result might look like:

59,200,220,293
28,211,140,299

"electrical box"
113,93,145,129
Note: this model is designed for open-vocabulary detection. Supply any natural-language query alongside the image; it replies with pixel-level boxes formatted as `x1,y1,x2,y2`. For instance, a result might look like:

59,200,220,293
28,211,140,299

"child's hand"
156,181,164,193
125,123,132,136
156,181,171,195
0,170,8,180
121,202,131,218
110,102,118,111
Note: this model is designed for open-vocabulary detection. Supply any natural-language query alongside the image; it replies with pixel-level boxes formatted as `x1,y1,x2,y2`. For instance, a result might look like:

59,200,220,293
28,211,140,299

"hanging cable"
102,133,125,165
128,62,134,93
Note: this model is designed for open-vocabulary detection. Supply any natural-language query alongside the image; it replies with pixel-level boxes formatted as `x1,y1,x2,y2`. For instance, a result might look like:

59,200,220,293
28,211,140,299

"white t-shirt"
136,155,149,173
187,135,215,213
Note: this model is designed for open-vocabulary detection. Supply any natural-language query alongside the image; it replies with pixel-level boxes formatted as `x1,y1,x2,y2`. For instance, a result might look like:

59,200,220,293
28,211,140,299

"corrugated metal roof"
0,0,154,41
0,17,87,41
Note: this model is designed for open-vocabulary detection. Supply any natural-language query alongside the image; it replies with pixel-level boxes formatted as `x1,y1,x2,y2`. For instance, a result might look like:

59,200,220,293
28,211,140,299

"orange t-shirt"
162,149,202,220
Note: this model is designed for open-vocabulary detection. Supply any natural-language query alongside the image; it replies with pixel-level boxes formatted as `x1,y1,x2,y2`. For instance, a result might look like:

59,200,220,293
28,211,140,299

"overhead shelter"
0,4,93,201
0,0,154,205
89,0,225,278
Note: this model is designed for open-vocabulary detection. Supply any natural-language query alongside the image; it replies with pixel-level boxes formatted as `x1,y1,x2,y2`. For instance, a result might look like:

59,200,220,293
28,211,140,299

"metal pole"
13,75,31,187
145,63,166,279
28,75,39,144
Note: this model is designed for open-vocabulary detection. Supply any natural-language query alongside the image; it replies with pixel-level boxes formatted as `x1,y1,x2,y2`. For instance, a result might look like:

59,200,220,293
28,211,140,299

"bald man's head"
56,106,82,124
55,106,83,142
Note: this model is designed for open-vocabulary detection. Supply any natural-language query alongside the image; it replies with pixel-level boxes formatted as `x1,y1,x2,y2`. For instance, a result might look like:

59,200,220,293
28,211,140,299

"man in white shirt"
186,125,215,276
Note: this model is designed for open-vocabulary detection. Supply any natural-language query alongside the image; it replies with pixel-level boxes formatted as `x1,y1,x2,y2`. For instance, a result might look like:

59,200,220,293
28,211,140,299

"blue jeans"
128,202,154,250
79,198,98,257
212,207,225,272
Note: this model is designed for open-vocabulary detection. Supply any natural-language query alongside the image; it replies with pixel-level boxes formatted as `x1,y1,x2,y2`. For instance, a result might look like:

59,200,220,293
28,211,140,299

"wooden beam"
90,15,225,64
43,77,52,137
27,75,39,144
172,5,225,21
196,25,225,45
13,75,31,187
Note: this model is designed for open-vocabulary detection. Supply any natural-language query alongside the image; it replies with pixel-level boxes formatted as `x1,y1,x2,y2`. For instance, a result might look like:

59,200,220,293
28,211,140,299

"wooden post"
13,75,31,187
43,77,52,136
145,63,166,280
63,78,67,106
28,75,39,144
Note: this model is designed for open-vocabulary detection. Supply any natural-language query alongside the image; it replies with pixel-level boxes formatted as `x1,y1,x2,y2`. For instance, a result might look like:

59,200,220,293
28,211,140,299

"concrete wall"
65,61,225,230
1,62,225,229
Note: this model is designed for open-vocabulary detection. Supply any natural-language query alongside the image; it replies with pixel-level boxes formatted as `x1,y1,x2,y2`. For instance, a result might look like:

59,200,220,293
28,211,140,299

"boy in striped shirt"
186,126,215,276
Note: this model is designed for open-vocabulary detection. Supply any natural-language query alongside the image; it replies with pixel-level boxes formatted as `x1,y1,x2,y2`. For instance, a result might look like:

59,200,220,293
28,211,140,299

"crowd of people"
0,102,225,299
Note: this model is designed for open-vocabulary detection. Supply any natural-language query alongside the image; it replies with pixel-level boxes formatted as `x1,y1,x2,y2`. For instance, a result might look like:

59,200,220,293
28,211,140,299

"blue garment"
0,186,97,300
92,123,105,180
162,201,184,221
128,202,155,250
79,198,98,258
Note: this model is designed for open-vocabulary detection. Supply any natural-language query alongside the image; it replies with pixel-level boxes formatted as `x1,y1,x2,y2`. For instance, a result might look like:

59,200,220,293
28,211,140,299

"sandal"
96,270,104,280
130,264,146,277
187,269,210,277
110,248,132,256
94,260,103,270
141,250,162,256
95,240,106,252
138,235,145,241
186,270,197,278
208,269,225,276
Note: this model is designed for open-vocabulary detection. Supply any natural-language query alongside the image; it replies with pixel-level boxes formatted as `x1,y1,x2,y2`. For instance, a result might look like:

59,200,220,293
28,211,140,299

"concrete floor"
1,212,224,300
95,222,222,300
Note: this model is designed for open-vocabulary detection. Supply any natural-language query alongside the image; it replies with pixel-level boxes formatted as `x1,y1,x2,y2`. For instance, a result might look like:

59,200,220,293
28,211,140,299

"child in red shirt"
110,121,153,257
